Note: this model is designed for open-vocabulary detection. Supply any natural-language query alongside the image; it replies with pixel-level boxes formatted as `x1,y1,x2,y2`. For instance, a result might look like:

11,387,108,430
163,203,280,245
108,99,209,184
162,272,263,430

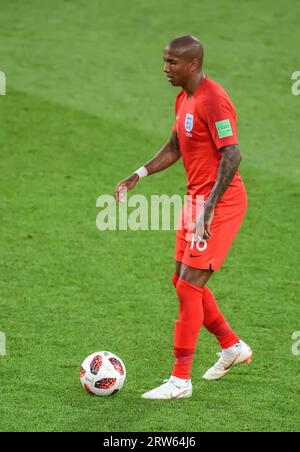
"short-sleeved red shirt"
173,77,244,200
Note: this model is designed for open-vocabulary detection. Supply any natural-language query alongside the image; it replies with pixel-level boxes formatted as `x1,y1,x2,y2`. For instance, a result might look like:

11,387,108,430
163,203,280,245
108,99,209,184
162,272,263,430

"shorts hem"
175,257,221,271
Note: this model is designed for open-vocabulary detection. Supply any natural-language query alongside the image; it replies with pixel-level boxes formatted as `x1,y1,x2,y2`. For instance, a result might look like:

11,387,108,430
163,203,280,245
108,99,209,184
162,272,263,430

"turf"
0,0,299,432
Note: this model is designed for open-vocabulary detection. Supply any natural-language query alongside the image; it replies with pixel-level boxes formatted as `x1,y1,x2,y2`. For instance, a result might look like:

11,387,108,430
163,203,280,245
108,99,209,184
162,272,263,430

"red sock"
172,272,179,288
202,286,239,349
172,278,204,379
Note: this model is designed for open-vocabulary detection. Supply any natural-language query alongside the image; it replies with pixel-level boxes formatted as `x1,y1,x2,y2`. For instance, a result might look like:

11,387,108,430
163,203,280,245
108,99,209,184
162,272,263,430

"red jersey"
173,77,244,200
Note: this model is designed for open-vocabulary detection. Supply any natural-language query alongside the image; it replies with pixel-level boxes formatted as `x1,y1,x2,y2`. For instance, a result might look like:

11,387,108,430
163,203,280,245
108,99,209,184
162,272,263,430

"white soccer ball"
80,351,126,396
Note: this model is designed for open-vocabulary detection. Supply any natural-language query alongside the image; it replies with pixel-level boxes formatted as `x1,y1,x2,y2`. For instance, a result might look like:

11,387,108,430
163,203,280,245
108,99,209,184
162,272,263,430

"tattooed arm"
207,144,242,207
196,144,242,240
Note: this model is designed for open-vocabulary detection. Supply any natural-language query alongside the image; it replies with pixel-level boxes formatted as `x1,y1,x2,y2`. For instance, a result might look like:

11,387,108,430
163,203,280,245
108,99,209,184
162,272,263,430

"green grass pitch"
0,0,299,432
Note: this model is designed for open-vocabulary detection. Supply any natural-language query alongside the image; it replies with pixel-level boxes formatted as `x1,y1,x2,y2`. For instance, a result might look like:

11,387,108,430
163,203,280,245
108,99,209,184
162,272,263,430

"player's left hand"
202,204,215,240
194,203,215,240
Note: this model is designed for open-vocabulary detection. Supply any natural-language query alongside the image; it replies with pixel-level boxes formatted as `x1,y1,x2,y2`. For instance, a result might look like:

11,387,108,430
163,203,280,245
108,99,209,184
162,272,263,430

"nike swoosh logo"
224,351,241,371
173,390,190,398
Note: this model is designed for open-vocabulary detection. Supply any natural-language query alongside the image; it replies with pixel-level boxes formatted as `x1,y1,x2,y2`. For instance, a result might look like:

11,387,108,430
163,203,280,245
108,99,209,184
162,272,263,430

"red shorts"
175,186,248,271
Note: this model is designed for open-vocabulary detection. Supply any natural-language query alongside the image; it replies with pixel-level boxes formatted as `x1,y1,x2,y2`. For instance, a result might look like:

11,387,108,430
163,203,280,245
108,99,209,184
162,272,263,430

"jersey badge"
215,119,233,138
184,113,194,132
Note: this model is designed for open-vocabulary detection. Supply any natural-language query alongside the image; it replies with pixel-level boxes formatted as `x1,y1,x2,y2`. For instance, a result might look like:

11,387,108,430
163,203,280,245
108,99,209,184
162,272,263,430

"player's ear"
190,58,198,73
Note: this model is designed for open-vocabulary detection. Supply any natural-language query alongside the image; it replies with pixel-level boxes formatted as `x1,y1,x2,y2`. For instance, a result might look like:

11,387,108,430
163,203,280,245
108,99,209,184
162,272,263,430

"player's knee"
180,265,212,288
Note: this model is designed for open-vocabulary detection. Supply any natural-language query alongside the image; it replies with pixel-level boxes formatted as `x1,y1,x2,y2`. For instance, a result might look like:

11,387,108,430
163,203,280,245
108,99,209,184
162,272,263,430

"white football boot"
202,340,252,381
141,376,192,400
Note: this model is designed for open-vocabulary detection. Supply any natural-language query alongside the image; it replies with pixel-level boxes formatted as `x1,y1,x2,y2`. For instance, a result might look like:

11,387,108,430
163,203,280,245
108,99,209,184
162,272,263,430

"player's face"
163,48,192,86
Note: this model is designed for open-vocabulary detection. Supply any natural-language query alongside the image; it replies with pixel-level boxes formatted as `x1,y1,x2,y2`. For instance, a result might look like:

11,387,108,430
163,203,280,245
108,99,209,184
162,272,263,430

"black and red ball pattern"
80,367,86,378
109,357,125,376
90,355,103,375
95,378,117,390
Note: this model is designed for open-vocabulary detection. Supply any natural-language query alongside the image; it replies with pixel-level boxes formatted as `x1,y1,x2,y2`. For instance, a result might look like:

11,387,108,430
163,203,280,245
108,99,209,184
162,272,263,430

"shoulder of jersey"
202,78,229,98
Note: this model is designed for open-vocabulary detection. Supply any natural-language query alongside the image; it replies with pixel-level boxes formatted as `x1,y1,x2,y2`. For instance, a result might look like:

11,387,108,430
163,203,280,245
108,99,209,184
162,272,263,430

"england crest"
185,113,194,132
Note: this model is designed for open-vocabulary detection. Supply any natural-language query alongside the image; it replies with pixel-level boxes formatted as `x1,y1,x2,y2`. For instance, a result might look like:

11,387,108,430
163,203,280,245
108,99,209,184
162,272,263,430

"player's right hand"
114,173,139,203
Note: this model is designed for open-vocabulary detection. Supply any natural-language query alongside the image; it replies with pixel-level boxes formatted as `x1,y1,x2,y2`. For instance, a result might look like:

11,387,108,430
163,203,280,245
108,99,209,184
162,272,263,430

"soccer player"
115,35,252,399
